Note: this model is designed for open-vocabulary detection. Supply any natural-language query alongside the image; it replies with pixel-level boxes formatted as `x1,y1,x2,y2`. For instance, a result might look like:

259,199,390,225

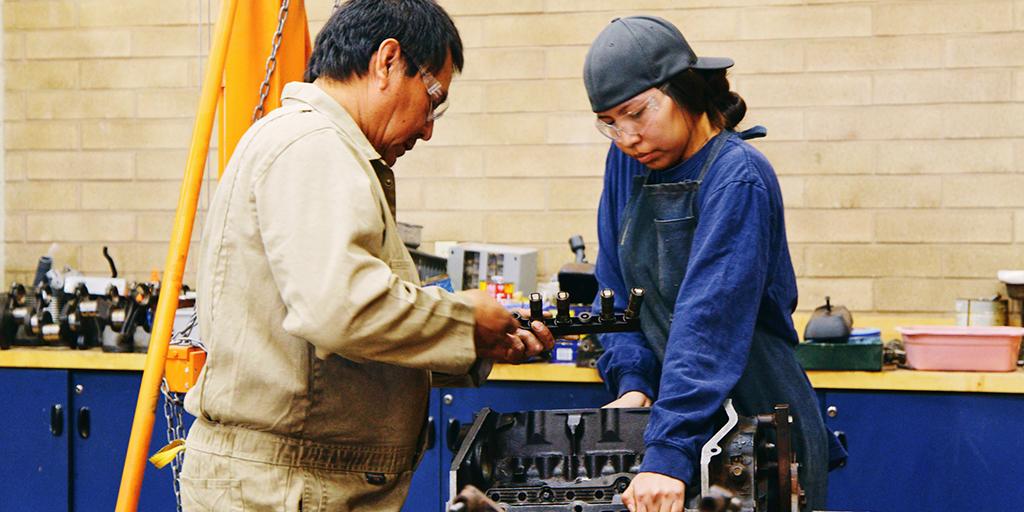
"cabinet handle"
50,404,64,436
426,416,436,450
77,407,91,439
447,418,461,451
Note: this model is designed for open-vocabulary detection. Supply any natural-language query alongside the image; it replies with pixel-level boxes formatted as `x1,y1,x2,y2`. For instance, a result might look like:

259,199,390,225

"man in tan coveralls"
179,1,554,510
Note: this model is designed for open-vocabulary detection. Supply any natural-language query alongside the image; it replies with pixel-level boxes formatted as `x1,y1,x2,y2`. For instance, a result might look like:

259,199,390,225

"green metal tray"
795,341,883,371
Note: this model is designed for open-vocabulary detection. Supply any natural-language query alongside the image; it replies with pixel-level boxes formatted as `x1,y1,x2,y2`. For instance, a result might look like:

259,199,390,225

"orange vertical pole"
114,0,240,510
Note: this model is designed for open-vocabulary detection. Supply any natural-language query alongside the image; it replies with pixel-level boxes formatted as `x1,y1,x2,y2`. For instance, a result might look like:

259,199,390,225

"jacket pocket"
180,476,243,512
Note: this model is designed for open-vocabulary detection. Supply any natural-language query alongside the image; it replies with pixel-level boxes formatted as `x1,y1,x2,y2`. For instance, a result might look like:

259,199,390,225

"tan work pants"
180,419,416,512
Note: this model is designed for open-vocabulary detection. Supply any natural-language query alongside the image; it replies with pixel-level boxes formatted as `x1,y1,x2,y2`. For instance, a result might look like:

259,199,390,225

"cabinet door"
0,368,70,511
70,371,192,512
823,390,1024,512
402,389,442,512
439,381,612,504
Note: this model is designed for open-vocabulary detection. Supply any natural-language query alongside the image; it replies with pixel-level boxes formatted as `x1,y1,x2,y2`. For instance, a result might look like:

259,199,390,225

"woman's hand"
602,390,652,408
621,472,686,512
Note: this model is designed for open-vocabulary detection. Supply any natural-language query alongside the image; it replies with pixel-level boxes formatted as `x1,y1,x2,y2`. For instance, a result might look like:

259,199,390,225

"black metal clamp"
512,287,645,338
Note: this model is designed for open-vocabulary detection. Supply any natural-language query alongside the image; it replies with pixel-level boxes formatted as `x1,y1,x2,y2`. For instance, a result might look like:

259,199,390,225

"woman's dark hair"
662,69,746,131
304,0,464,82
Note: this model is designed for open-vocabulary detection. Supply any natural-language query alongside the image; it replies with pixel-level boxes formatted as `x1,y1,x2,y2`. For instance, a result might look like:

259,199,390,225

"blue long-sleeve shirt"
594,135,800,485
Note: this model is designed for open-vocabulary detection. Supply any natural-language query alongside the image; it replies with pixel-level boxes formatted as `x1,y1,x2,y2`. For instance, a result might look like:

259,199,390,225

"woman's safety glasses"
594,88,666,141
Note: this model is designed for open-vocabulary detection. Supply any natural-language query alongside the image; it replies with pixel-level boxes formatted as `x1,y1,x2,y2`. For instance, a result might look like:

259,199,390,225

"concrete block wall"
4,0,1024,317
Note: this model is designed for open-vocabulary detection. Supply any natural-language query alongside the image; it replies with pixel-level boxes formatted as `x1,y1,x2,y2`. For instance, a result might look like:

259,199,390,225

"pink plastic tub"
898,326,1024,372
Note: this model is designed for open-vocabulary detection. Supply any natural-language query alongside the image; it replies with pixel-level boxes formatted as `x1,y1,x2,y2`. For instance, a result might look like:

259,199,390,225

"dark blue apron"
617,128,829,510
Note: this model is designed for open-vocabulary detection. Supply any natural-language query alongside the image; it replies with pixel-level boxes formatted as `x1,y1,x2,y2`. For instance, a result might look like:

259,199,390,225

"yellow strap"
148,439,186,469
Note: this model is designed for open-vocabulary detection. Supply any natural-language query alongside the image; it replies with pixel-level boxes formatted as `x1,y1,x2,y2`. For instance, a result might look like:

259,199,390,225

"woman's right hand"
603,390,652,408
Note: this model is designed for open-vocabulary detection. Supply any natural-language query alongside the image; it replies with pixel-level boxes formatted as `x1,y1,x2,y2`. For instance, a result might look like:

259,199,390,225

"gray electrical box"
447,243,537,295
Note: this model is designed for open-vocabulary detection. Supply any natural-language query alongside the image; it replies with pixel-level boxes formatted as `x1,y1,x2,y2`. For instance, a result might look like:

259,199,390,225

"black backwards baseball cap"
583,16,734,113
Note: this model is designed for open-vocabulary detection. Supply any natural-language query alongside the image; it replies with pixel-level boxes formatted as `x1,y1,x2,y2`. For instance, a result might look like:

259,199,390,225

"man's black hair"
305,0,464,82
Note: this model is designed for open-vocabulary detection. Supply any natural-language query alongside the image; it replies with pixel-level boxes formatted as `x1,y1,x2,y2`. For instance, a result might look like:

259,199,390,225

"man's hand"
621,472,686,512
603,390,652,408
464,290,554,363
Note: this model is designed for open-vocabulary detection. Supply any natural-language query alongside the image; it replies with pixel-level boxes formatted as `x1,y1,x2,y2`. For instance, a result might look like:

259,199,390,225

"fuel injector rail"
512,288,645,338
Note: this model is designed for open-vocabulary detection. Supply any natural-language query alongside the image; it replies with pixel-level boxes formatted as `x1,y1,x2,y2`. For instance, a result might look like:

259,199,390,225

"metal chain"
252,0,292,122
161,379,187,512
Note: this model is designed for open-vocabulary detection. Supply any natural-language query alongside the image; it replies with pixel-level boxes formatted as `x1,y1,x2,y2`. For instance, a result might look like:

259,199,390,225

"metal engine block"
450,401,804,512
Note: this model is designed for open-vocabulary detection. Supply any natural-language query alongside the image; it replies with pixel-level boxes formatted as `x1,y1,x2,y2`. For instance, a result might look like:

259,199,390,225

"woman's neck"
681,113,720,161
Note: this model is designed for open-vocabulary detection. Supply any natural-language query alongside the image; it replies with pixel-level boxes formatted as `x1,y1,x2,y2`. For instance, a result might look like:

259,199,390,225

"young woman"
584,16,832,512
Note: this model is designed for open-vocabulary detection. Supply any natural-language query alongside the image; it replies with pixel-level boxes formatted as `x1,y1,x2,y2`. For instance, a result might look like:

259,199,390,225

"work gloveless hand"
621,472,687,512
462,290,554,363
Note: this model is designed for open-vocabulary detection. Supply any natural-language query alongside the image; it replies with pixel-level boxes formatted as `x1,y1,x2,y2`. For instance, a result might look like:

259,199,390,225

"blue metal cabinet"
822,390,1024,512
0,368,71,511
70,371,190,512
403,388,443,512
437,381,613,506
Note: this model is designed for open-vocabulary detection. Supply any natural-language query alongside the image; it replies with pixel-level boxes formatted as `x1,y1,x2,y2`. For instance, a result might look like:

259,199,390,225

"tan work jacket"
184,82,477,471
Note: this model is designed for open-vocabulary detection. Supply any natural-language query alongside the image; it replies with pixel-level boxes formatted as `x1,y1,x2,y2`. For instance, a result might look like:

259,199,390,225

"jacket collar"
280,81,382,162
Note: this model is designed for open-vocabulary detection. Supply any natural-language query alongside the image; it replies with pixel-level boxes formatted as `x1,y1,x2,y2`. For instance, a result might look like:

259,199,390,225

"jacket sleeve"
640,178,772,485
594,146,660,400
252,128,476,375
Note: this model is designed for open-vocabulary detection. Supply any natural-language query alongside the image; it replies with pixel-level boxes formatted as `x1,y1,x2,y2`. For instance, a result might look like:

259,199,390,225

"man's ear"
370,38,404,91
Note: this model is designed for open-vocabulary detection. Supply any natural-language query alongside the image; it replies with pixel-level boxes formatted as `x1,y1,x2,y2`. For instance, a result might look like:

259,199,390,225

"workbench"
2,348,1023,511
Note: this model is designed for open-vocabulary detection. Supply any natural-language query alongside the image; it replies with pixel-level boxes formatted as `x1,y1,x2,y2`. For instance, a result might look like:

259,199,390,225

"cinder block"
136,150,190,180
80,119,193,149
804,245,942,278
483,80,590,113
545,47,587,80
392,145,485,178
1015,210,1024,242
26,90,136,119
396,210,485,242
873,69,1012,104
6,153,26,181
876,210,1012,243
942,245,1024,278
6,61,79,90
789,243,806,277
804,106,945,141
942,175,1024,208
482,144,606,177
27,151,134,180
395,177,424,211
82,58,191,88
6,215,26,243
460,48,545,81
803,176,941,208
878,140,1015,174
741,108,804,141
546,178,602,210
3,2,76,30
875,278,1000,312
947,34,1024,67
5,242,81,271
130,27,203,57
438,0,544,16
81,182,181,211
78,1,195,27
785,209,874,243
796,278,874,312
777,176,804,208
479,12,614,47
446,82,485,114
5,33,25,59
5,92,25,121
137,90,199,118
737,73,871,107
873,2,1013,35
26,30,131,59
484,211,597,244
1015,71,1024,101
806,37,944,71
739,6,871,40
27,213,135,242
136,212,201,242
452,16,484,49
699,40,805,74
428,113,547,146
6,182,79,211
942,104,1024,138
421,178,547,210
5,122,79,150
546,113,608,144
757,141,876,176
